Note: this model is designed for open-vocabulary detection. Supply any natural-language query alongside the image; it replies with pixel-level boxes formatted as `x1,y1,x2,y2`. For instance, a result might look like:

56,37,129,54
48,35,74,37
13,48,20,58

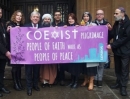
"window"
0,0,10,21
12,0,76,23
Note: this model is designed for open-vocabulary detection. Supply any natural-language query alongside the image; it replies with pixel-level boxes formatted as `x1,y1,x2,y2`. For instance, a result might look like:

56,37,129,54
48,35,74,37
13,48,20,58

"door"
12,0,76,23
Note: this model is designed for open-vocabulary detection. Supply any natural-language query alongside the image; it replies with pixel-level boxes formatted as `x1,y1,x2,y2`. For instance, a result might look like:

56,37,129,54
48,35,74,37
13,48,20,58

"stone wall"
76,0,130,24
76,0,130,68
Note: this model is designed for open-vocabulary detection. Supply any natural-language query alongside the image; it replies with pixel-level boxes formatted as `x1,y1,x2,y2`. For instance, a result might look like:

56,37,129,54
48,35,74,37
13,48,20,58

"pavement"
0,66,130,99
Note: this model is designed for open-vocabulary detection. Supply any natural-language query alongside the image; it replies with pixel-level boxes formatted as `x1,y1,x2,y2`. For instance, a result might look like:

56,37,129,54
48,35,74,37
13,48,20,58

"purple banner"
10,26,108,64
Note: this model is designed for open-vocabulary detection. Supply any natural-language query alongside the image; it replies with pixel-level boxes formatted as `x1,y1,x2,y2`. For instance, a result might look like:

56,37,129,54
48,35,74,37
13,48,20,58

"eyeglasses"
96,13,104,15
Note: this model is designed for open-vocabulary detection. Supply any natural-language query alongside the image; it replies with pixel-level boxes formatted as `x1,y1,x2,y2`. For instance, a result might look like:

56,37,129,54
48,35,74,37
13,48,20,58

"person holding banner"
93,9,112,88
80,12,98,91
0,7,11,97
40,14,57,88
66,13,83,88
24,11,41,96
107,7,130,96
52,10,66,86
6,10,25,91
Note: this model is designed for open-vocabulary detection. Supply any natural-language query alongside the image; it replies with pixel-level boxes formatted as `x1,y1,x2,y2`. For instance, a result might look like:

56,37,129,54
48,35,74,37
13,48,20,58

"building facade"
76,0,130,24
0,0,130,24
0,0,130,68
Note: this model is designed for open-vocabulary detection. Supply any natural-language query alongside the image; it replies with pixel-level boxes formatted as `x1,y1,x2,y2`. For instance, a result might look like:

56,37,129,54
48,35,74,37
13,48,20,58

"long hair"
11,10,25,25
82,12,92,23
66,13,79,25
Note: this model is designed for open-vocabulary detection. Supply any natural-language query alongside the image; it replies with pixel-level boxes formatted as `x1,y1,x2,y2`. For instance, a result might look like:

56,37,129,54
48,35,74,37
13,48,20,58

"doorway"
12,0,76,23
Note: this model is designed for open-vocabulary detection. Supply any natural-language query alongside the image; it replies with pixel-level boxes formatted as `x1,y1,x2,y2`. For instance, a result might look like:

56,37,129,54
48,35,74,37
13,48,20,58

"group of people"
0,6,130,97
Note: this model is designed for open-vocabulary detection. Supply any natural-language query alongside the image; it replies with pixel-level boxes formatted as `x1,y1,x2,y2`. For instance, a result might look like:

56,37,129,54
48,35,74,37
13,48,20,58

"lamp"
34,7,39,11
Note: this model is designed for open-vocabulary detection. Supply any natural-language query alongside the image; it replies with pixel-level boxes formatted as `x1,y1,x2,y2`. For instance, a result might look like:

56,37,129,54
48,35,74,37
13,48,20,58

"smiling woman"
6,10,25,91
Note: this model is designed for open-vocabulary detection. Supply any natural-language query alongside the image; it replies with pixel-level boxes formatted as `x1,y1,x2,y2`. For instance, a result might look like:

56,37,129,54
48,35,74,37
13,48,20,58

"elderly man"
24,11,41,96
107,7,130,96
93,9,112,88
41,13,53,27
0,7,11,97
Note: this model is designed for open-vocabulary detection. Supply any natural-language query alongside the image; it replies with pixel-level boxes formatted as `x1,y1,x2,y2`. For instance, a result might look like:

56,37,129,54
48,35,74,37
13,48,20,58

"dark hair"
66,13,78,25
82,12,92,23
54,10,61,15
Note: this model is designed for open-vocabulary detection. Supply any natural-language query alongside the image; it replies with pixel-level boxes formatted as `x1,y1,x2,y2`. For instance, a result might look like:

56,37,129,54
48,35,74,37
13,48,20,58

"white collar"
32,23,38,28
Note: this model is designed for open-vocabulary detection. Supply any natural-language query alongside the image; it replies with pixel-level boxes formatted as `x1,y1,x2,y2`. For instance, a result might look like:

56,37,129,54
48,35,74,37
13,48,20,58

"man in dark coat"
52,10,66,86
0,7,11,97
93,9,112,88
52,10,64,27
107,7,130,96
24,11,41,96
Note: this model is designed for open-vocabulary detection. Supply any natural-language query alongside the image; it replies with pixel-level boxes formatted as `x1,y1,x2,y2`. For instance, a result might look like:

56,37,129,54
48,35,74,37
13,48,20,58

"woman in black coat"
6,10,25,91
66,13,84,88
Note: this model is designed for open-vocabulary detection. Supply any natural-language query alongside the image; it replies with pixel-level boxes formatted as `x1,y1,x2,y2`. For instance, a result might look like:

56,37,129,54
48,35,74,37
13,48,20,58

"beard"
115,16,122,21
42,22,51,27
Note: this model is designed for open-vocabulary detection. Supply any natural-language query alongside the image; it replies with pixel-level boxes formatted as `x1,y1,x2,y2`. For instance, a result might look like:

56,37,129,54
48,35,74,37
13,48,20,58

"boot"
81,75,89,87
88,76,94,91
0,93,3,97
17,70,24,90
120,87,127,96
60,80,65,86
67,75,74,87
110,83,120,89
12,71,21,91
110,80,120,89
71,76,78,88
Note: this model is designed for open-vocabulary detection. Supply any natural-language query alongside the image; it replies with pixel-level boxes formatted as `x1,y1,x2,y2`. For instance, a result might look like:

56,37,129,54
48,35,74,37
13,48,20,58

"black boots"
27,89,32,96
71,81,78,88
17,70,24,90
12,71,24,91
67,75,74,87
12,71,21,91
0,93,3,97
110,83,120,89
120,87,127,96
110,80,127,96
0,87,10,94
67,75,78,88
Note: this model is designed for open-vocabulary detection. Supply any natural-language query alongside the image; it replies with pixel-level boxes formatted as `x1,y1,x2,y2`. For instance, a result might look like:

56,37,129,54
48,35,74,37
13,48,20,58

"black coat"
24,23,41,28
6,21,23,51
67,23,83,76
110,14,130,56
52,21,64,27
0,19,8,59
